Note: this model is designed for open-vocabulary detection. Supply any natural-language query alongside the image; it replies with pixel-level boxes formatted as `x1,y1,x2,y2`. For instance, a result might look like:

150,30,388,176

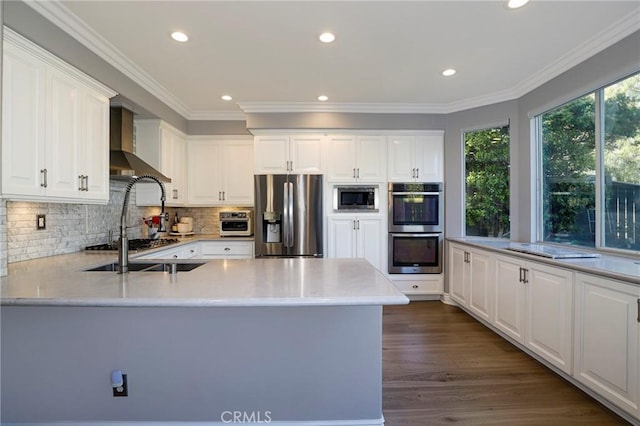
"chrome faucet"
118,175,167,274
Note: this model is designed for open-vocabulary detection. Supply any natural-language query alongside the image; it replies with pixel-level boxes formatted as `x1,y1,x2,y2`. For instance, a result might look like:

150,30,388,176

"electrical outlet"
36,214,46,230
113,374,128,397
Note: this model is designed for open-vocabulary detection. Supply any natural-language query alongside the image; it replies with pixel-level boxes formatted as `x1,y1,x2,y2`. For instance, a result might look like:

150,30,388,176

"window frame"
534,72,639,256
462,121,511,239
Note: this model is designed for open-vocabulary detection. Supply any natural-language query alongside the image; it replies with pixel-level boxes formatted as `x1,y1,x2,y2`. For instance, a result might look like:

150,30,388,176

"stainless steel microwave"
333,185,379,212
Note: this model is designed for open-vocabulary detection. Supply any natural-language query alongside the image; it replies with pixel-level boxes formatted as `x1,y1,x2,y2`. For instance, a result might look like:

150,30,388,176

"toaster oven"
219,210,253,237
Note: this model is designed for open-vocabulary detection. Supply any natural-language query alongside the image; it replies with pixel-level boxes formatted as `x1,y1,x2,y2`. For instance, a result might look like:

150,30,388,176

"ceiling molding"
188,110,247,121
511,8,640,99
24,1,640,120
237,102,451,114
25,0,191,118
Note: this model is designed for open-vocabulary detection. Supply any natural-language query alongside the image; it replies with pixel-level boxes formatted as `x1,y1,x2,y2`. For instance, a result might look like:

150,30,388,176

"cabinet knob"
173,254,178,259
412,284,419,289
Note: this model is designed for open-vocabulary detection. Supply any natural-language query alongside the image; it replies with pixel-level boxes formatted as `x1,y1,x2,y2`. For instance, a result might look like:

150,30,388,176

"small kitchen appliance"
333,185,379,212
219,210,253,237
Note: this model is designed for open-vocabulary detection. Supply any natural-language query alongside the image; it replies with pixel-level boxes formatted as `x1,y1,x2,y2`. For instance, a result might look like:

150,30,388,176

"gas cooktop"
85,238,179,252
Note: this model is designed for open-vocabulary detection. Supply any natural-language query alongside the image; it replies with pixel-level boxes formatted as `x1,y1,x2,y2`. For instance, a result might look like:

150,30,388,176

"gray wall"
1,305,383,423
247,112,446,131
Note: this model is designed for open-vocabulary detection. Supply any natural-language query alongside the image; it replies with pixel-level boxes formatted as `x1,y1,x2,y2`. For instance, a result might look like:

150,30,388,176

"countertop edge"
447,237,640,285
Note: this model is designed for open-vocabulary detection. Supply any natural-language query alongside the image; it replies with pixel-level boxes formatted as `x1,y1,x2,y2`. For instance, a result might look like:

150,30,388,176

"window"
464,125,510,238
538,73,640,253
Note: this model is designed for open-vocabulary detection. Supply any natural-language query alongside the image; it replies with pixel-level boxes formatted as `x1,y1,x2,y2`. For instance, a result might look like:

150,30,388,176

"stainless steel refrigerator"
254,174,323,257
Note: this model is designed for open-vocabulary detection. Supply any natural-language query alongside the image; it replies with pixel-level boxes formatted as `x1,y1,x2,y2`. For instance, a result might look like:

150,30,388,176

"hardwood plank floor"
382,301,631,426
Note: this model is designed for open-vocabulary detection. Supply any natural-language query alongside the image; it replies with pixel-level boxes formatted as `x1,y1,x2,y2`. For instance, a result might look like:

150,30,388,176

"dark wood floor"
382,301,631,426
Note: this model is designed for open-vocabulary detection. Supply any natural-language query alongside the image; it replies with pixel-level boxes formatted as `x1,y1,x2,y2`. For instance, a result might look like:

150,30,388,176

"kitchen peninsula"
1,252,408,424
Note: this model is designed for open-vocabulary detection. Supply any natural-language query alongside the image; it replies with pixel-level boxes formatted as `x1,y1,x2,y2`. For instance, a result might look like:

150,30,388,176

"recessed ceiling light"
319,32,335,43
506,0,530,9
442,68,457,77
171,31,189,42
221,95,233,101
318,95,329,102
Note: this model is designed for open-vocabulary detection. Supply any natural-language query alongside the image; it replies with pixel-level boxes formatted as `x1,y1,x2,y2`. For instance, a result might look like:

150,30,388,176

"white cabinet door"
289,135,323,173
328,217,357,259
415,135,444,182
326,135,386,182
254,135,289,173
135,121,187,207
80,89,109,202
254,135,323,174
1,44,46,197
356,217,383,270
326,135,357,181
448,243,468,306
187,139,254,206
526,262,574,374
468,249,493,322
387,136,416,182
221,140,254,205
494,255,526,343
328,216,382,271
356,135,387,182
574,273,639,416
187,140,223,205
46,70,81,199
388,133,444,182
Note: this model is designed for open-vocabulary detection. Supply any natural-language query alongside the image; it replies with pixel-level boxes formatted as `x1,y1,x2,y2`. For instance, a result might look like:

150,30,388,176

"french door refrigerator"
254,174,323,257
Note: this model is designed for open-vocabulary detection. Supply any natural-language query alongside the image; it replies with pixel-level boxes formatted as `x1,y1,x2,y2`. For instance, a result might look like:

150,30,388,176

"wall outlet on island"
36,214,46,230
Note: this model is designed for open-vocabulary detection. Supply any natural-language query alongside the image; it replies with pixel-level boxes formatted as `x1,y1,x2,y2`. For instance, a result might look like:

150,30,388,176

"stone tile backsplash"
5,181,158,264
1,181,253,269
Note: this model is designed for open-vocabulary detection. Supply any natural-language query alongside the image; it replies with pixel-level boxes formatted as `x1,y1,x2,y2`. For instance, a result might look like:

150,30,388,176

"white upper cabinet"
388,132,444,182
135,120,187,207
187,137,254,206
327,135,386,182
1,29,115,203
254,134,323,174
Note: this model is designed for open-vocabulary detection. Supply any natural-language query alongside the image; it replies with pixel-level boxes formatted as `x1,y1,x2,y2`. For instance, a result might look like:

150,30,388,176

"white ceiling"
32,1,640,120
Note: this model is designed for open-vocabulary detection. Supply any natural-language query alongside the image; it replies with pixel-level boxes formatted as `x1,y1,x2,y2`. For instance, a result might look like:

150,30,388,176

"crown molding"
511,8,640,99
237,102,451,114
25,0,191,118
188,110,247,121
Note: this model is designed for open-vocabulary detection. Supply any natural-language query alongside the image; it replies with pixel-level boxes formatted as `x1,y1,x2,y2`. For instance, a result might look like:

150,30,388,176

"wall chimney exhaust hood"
109,107,171,182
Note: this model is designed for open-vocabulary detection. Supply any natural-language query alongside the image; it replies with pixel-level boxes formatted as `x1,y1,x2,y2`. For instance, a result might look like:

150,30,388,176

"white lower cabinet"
327,216,383,271
448,243,493,322
391,276,443,296
574,273,639,417
199,241,254,259
495,255,574,374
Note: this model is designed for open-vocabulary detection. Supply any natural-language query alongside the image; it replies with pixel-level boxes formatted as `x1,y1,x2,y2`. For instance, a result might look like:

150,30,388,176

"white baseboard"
440,292,458,306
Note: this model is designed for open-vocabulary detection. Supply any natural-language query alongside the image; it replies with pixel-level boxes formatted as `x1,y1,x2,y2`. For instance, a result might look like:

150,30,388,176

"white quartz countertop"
0,245,409,307
448,237,640,285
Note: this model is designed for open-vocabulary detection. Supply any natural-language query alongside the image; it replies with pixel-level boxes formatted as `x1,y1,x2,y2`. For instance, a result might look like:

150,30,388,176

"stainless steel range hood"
109,107,171,182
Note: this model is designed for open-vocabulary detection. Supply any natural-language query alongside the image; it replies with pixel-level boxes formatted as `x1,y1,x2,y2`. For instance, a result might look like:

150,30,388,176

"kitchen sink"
85,261,205,272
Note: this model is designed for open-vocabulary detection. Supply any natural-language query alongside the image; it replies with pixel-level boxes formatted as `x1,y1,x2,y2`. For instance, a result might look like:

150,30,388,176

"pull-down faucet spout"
118,175,167,274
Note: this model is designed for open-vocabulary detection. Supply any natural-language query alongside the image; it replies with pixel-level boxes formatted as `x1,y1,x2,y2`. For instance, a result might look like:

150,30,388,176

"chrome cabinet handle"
412,284,419,289
353,168,356,179
222,191,225,201
84,175,88,191
40,169,48,188
224,247,231,251
78,175,84,191
416,168,419,179
173,189,178,200
357,168,360,179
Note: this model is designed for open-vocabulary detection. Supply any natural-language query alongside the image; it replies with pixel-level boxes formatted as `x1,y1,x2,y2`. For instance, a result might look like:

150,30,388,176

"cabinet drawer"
393,280,443,294
200,241,254,257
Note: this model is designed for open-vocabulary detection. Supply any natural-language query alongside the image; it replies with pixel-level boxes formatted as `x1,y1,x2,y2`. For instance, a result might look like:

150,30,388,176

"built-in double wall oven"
388,182,443,274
